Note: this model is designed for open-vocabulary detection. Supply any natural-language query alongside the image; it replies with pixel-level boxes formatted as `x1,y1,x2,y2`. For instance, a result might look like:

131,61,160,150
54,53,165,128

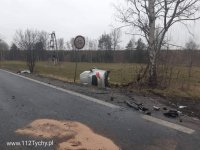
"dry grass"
0,61,141,84
1,61,200,99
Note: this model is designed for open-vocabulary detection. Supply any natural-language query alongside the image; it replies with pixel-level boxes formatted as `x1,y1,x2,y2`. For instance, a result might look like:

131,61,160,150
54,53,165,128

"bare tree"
57,38,65,50
70,38,75,50
0,39,9,61
110,28,121,50
14,29,39,73
89,39,98,50
66,41,71,50
0,39,9,51
83,37,98,50
38,31,49,50
126,38,135,50
116,0,200,87
88,40,94,50
98,34,112,50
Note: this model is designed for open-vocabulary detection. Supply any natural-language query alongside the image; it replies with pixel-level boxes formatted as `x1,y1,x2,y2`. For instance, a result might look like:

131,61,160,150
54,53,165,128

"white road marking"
0,69,196,134
142,115,195,134
0,69,119,109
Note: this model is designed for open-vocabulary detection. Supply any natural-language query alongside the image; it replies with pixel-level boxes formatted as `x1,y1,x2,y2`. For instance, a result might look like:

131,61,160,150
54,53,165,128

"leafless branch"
115,0,200,87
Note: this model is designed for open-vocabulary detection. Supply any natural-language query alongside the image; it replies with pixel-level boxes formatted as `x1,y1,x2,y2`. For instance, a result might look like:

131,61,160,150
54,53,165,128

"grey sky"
0,0,116,43
0,0,200,48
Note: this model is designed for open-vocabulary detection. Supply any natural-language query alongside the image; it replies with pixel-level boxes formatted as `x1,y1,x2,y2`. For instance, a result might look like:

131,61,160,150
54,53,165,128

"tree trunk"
148,0,157,87
148,56,157,87
27,49,35,73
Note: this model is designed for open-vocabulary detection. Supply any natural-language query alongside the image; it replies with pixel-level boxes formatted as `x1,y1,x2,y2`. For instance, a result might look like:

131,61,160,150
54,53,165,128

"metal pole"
74,48,78,83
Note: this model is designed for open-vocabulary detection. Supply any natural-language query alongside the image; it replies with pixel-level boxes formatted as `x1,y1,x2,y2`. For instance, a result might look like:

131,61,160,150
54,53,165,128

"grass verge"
1,61,200,100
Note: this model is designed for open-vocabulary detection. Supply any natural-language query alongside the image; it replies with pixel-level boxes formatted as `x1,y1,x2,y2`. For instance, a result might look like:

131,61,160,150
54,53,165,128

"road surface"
0,69,199,150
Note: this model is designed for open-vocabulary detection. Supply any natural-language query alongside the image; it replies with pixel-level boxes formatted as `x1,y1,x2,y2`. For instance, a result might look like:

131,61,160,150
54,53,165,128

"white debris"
153,106,160,111
17,70,31,74
179,106,187,109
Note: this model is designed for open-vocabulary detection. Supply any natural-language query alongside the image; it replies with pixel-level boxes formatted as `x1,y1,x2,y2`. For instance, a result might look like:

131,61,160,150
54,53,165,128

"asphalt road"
0,69,200,150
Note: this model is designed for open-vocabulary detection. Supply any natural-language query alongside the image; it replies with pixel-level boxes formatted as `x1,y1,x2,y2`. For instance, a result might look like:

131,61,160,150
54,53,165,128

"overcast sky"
0,0,200,48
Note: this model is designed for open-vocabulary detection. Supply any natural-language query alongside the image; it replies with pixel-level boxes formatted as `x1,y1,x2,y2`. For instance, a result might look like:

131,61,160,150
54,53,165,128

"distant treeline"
0,49,200,66
0,49,148,63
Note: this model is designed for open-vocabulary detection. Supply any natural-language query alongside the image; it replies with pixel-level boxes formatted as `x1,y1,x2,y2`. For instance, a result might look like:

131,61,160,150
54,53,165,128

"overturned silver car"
80,68,110,88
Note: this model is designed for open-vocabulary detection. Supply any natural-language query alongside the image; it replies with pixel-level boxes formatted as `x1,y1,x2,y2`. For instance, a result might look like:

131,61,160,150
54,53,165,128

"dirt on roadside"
2,68,195,132
20,72,200,120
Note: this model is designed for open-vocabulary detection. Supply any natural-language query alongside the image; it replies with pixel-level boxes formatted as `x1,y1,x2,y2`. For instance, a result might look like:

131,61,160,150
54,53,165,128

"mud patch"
16,119,119,150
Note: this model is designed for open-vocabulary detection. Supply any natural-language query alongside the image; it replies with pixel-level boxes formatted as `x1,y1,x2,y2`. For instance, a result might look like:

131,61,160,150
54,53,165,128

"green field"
1,61,200,99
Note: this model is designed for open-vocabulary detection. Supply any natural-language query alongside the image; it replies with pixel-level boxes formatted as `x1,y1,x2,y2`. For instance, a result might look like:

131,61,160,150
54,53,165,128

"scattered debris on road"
153,106,160,111
163,107,168,110
13,71,200,124
179,106,187,109
126,101,139,110
107,113,111,116
145,111,151,116
110,96,114,101
162,105,187,122
163,110,179,118
126,101,151,115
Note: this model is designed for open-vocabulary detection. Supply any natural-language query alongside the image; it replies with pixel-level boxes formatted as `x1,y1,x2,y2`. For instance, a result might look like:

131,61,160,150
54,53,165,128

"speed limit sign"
74,35,85,50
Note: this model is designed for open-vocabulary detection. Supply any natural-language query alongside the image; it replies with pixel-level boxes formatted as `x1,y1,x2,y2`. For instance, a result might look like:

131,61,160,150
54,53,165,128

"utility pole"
49,32,58,64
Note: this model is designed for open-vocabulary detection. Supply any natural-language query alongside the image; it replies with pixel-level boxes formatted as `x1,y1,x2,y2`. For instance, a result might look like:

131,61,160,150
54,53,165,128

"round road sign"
74,35,85,50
